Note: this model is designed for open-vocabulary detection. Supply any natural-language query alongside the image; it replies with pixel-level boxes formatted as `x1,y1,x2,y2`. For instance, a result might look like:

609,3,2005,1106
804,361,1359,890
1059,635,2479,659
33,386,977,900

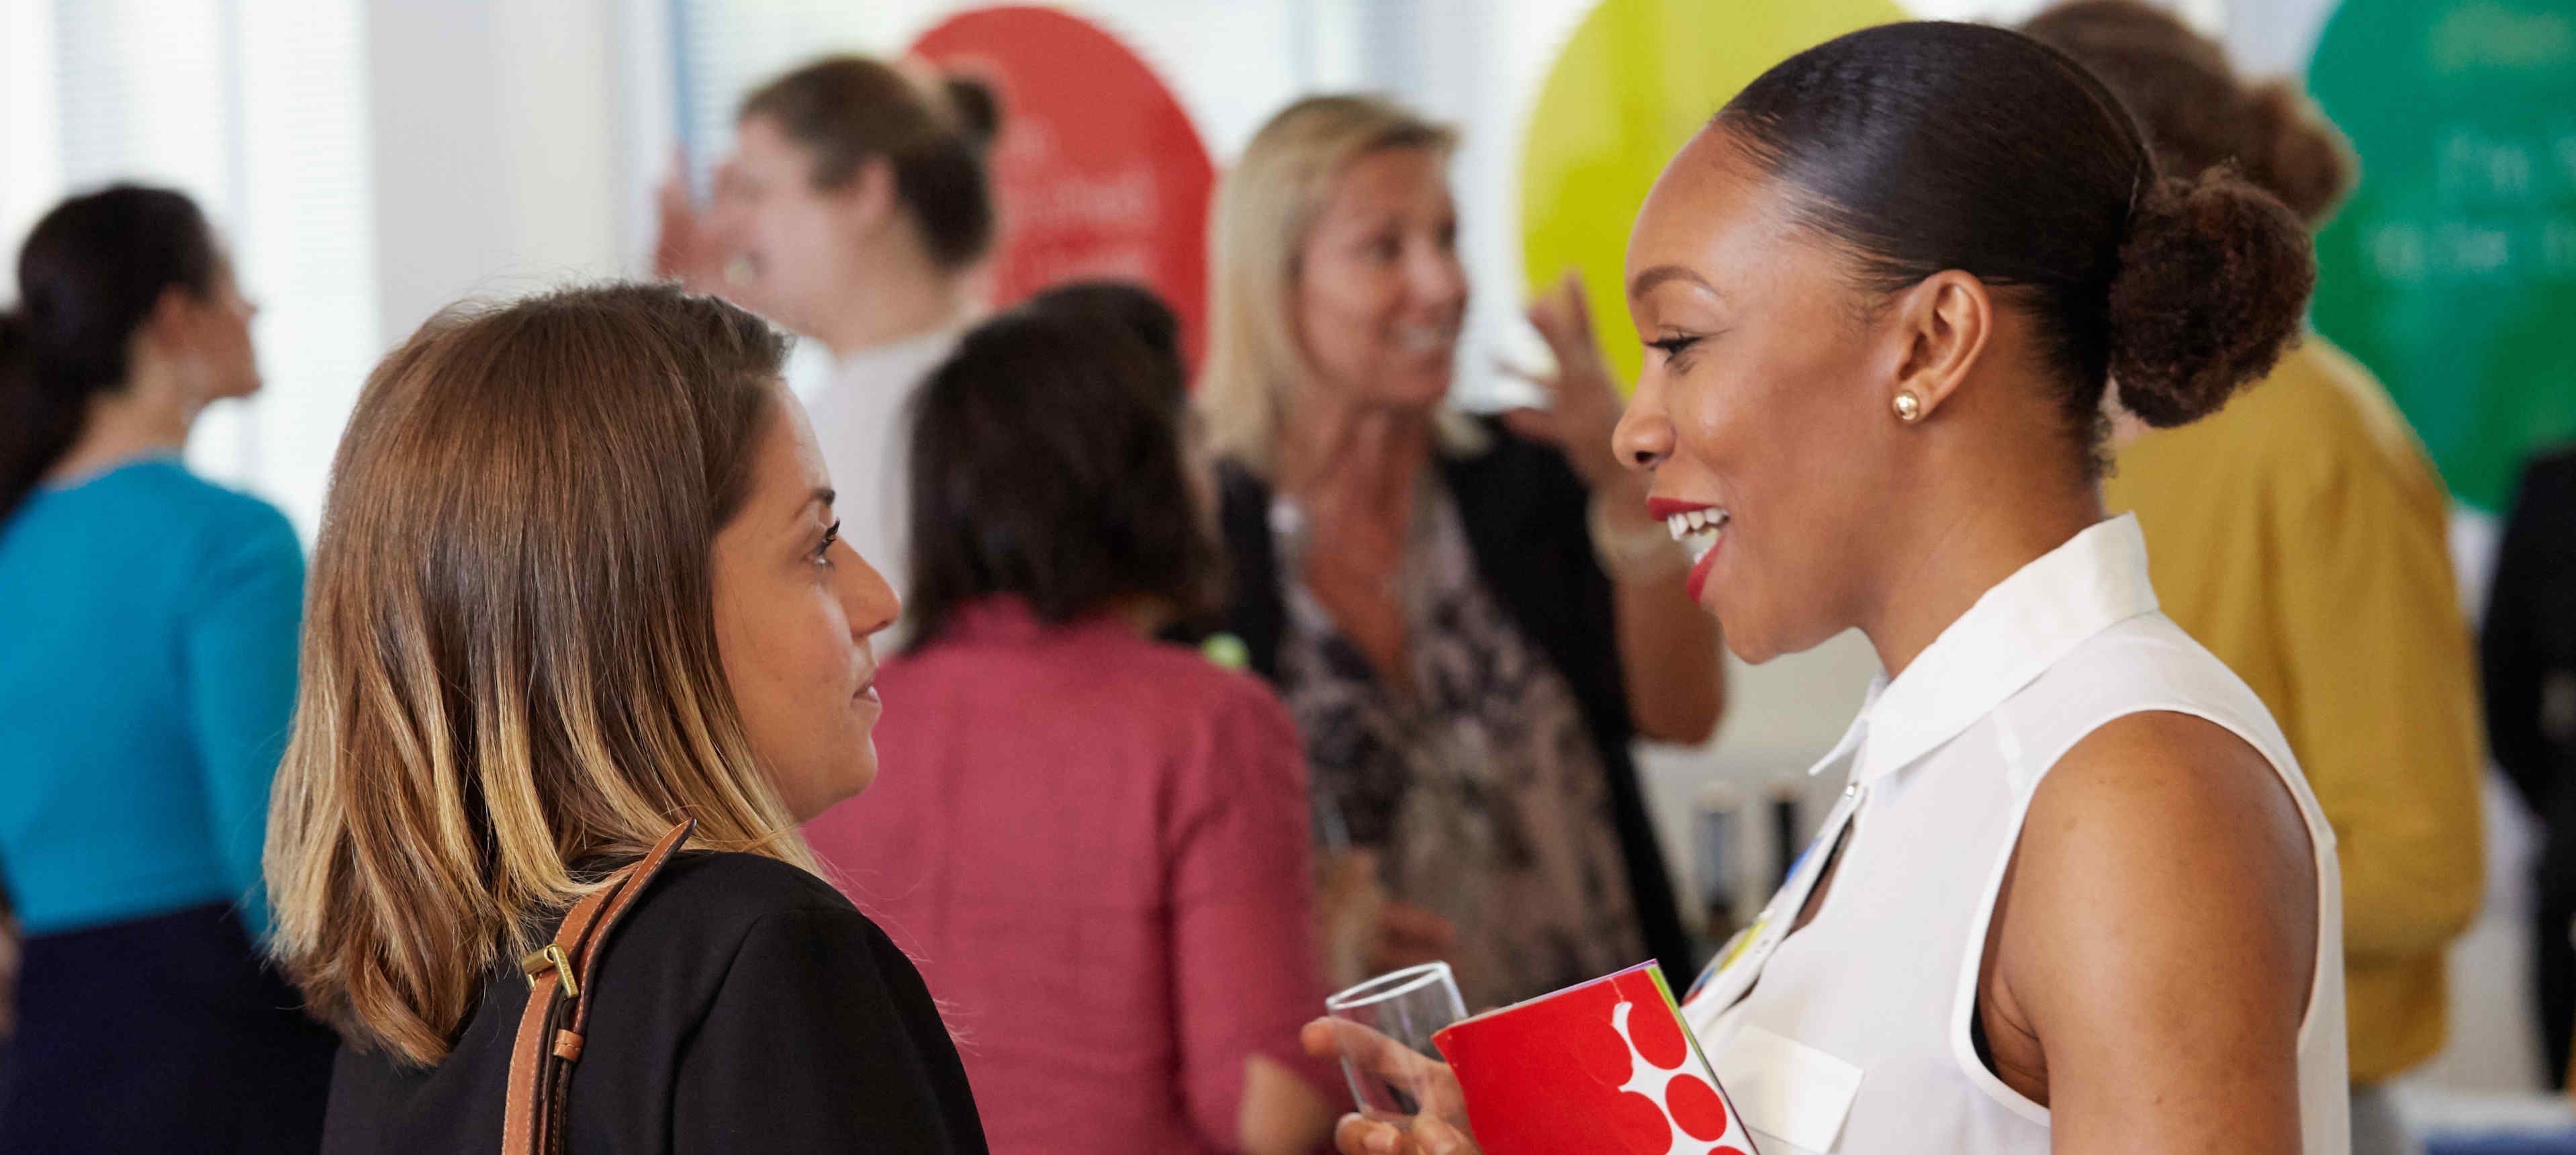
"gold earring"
1894,391,1924,422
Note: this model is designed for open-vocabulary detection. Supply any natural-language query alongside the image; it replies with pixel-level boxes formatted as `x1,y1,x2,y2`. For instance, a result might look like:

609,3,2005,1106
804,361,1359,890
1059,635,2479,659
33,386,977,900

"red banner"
912,6,1215,371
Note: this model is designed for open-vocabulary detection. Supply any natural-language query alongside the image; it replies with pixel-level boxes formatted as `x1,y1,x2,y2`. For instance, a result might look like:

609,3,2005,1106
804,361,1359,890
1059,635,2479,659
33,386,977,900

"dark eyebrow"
1628,265,1719,302
809,488,835,512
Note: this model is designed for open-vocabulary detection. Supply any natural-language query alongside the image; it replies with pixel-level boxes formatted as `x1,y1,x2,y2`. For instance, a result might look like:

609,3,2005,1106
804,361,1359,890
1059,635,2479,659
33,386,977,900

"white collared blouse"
1681,515,2349,1154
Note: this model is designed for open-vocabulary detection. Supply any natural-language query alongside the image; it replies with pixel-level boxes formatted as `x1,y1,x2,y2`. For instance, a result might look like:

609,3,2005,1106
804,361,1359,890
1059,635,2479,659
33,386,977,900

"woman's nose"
1412,246,1469,312
844,552,901,639
1613,385,1673,473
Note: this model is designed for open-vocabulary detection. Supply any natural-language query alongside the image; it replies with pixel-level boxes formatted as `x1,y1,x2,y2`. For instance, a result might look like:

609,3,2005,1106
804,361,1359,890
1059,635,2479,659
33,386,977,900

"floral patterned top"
1273,473,1644,1009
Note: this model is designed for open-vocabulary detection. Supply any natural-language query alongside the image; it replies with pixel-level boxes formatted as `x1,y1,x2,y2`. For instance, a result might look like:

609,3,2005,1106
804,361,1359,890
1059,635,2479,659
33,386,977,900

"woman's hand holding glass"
1299,1018,1481,1155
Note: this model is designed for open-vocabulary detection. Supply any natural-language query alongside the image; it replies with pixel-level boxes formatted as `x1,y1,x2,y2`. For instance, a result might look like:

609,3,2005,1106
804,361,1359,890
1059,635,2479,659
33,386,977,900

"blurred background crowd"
2,0,2572,1152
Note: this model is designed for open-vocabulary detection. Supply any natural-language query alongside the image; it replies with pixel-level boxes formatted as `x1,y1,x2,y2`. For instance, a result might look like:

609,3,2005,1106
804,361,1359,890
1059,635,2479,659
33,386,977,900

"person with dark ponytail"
657,55,1002,602
2021,6,2483,1151
0,185,334,1150
1310,22,2348,1154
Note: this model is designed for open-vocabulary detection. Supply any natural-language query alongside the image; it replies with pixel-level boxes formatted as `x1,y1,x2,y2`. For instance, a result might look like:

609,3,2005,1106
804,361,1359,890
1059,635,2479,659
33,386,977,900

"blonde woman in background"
267,285,986,1153
658,55,999,600
1202,95,1724,1010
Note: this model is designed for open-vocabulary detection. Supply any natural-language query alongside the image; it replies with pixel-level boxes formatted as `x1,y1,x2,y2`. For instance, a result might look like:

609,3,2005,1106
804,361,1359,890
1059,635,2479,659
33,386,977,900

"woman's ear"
835,156,900,238
132,283,205,365
1886,269,1992,421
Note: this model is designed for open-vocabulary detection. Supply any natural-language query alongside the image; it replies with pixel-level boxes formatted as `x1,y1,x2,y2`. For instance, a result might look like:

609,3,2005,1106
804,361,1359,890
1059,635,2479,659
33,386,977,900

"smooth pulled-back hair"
1,185,219,518
1718,21,2315,446
266,284,807,1066
903,299,1215,646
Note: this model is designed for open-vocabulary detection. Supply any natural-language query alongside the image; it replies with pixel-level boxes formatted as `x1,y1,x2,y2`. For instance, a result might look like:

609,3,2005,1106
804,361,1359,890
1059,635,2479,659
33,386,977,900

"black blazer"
2488,447,2576,882
1214,418,1696,986
322,851,988,1154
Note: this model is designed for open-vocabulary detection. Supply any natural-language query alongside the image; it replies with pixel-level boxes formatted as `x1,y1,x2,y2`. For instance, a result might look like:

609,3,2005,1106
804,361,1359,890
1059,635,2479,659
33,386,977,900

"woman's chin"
837,748,880,804
1358,371,1452,412
1721,630,1776,665
1718,607,1843,668
1710,600,1778,665
782,754,877,824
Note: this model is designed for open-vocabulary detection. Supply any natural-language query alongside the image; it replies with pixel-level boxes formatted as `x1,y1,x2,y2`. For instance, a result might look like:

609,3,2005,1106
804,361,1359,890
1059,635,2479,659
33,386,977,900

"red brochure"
1431,963,1758,1155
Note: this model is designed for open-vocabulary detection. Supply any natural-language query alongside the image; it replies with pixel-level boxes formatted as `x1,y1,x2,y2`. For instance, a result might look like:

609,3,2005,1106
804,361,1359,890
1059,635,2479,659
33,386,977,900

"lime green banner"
1519,0,1904,393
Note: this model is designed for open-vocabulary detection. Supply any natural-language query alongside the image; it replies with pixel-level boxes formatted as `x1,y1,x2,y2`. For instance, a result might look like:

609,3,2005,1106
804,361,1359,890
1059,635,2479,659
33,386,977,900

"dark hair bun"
2107,167,2315,428
2243,80,2353,226
941,74,1003,151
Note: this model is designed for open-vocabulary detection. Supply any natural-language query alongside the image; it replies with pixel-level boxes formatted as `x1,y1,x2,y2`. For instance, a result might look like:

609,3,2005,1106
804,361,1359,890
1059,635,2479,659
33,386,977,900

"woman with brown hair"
267,283,985,1152
807,292,1340,1154
657,54,999,602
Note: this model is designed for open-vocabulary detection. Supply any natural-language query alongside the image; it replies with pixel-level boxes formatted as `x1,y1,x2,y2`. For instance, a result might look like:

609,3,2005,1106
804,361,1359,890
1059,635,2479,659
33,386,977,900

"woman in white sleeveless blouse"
1309,22,2348,1155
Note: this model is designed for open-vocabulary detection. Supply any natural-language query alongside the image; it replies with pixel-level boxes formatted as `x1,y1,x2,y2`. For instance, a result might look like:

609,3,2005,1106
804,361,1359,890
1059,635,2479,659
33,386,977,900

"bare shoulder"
1988,711,2317,1148
2027,711,2311,875
2010,710,2316,974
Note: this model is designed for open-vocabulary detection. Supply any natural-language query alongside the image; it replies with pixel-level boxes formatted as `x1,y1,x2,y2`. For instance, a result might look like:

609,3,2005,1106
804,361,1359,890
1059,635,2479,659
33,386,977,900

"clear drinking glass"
1324,962,1467,1118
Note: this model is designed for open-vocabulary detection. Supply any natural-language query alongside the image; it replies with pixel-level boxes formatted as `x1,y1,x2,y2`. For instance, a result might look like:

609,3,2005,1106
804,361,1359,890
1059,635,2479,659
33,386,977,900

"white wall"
364,0,637,344
2,0,378,535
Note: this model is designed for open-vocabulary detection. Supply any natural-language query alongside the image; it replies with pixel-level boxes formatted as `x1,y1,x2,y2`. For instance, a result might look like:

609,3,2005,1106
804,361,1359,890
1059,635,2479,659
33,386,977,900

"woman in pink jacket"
804,289,1340,1155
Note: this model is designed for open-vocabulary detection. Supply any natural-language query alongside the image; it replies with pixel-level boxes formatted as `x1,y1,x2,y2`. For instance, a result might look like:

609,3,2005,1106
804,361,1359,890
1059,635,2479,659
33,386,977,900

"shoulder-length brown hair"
265,284,811,1066
903,300,1219,646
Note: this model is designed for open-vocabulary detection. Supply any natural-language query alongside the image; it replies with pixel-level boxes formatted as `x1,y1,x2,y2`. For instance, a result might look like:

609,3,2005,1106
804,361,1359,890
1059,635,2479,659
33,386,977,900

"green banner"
2309,0,2576,511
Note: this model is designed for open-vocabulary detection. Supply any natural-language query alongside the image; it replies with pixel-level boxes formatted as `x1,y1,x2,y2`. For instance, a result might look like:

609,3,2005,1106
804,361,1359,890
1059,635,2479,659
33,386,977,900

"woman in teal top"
0,185,333,1152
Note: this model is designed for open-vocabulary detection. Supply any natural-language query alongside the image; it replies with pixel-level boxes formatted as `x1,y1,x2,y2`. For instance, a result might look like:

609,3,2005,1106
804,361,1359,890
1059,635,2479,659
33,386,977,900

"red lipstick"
1686,539,1722,603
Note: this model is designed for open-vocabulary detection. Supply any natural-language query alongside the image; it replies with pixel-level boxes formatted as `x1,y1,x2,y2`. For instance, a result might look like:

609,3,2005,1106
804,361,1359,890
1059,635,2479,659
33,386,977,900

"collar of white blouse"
1685,514,2168,1016
1814,514,2164,790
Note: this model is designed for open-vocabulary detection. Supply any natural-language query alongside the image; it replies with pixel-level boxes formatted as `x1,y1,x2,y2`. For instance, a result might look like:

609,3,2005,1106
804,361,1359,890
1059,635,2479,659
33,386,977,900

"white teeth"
1663,507,1731,545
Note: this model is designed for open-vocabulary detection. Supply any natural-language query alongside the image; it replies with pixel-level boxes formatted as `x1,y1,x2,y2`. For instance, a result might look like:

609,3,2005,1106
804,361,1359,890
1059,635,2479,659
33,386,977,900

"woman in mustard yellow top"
2027,5,2486,1152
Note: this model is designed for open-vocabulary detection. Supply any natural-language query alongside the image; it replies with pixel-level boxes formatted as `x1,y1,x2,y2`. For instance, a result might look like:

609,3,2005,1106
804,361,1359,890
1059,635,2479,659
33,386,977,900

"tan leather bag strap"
501,820,696,1155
